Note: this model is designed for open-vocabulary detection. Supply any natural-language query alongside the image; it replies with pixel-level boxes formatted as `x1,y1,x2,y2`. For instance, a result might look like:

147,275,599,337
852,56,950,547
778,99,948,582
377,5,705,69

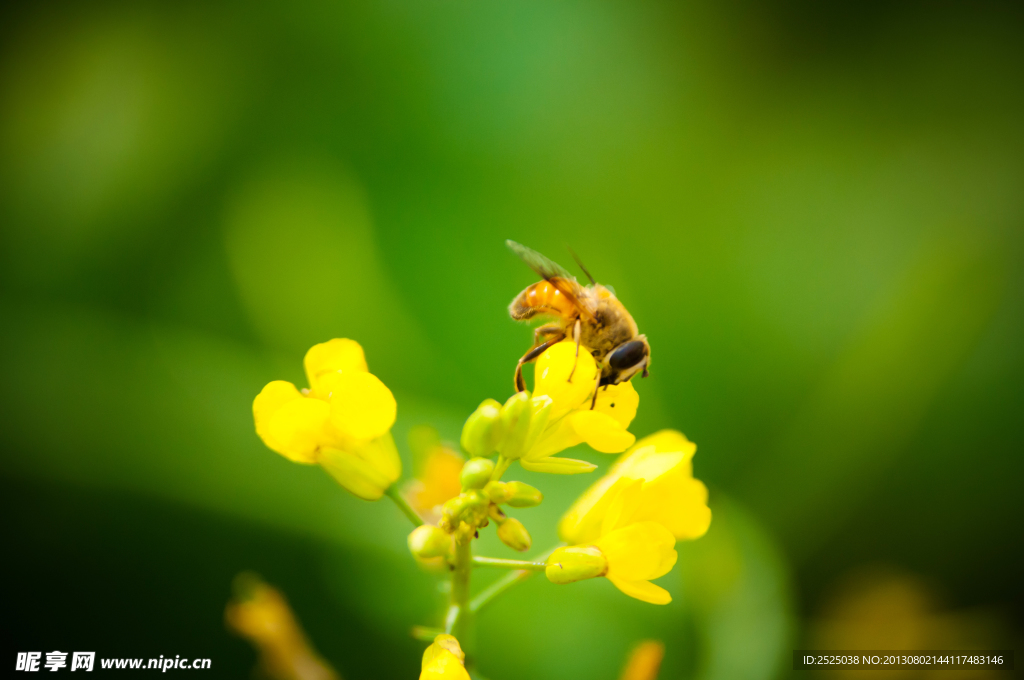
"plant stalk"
468,545,560,615
446,534,473,641
490,454,511,482
471,556,546,570
385,485,423,527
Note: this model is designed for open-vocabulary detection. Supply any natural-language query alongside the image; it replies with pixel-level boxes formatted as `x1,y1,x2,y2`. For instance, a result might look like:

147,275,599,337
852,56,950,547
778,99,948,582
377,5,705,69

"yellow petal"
328,372,397,441
568,410,636,453
559,429,706,544
525,416,583,461
519,456,597,474
253,380,303,426
606,577,672,605
599,479,643,537
593,380,639,429
632,474,712,541
533,341,598,420
596,521,677,581
619,430,696,474
254,383,332,463
558,475,631,545
304,339,368,396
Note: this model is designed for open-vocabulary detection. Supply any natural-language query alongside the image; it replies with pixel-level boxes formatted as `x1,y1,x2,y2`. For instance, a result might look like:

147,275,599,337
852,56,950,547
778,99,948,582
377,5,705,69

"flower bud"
421,634,469,680
408,525,450,559
498,393,552,460
460,458,494,490
504,481,543,508
460,399,503,457
496,517,532,552
441,490,489,527
483,481,512,504
545,545,607,584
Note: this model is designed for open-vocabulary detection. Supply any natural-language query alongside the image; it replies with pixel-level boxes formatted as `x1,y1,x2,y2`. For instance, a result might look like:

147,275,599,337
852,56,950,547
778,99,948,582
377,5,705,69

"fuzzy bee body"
506,241,650,394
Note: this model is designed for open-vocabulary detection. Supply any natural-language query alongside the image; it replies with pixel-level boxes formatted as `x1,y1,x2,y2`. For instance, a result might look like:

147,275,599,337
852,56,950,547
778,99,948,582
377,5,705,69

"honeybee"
506,240,650,400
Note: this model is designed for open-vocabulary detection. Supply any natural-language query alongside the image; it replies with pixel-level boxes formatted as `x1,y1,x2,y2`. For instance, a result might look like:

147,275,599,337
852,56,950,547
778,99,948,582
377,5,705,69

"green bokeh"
1,0,1022,678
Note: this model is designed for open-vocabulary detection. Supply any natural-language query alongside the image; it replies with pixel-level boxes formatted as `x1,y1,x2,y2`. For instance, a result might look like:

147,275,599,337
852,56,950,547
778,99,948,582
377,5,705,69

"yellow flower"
546,513,678,605
420,634,470,680
618,640,665,680
402,426,465,524
252,339,400,500
225,573,340,680
559,430,711,545
460,341,639,474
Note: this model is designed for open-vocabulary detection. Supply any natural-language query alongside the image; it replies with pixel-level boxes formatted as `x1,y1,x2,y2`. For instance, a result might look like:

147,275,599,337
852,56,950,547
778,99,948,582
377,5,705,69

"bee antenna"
567,246,596,285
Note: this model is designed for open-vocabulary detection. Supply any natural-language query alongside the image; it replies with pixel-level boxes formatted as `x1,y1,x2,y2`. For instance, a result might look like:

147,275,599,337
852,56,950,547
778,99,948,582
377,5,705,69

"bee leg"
567,318,583,382
514,334,564,393
589,369,602,409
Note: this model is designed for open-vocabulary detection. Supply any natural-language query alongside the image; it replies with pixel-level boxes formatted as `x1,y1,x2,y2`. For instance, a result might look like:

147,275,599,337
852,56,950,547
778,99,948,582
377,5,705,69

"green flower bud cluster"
461,392,553,460
440,489,490,530
410,456,545,559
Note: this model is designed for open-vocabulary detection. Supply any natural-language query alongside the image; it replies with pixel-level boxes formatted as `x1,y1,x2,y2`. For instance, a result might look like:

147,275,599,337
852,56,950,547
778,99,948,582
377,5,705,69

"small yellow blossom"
403,427,465,524
559,430,711,545
252,339,400,500
460,341,639,474
546,481,678,604
225,573,340,680
619,640,665,680
420,634,470,680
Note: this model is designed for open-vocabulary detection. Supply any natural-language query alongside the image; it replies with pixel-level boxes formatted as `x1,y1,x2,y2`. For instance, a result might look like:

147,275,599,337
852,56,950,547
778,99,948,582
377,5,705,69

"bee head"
601,336,650,386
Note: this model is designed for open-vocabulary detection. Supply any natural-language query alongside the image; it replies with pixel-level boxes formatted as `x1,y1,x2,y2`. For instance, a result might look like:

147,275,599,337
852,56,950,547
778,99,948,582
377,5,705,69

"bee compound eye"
608,340,647,371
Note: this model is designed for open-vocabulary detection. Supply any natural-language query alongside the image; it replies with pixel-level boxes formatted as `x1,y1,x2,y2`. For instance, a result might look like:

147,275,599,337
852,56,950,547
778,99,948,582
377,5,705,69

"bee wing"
506,239,595,319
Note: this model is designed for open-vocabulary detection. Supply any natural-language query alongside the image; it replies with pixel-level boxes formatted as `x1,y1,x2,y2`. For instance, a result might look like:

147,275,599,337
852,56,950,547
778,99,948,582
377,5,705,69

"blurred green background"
1,0,1021,678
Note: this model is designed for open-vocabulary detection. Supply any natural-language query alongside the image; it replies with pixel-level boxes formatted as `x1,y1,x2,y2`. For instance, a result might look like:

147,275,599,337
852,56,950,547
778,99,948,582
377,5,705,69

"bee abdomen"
509,280,577,320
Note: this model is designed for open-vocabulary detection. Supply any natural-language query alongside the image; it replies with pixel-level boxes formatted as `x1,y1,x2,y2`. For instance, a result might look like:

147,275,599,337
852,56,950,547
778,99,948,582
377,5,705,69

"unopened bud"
483,481,512,504
407,525,450,559
498,393,553,460
460,457,494,490
442,490,489,527
545,545,607,584
497,517,532,552
504,481,543,507
460,399,504,457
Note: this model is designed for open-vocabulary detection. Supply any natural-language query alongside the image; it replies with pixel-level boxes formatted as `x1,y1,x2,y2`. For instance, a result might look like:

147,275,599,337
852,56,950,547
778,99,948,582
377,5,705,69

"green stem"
385,485,423,527
445,535,473,639
471,556,546,570
490,454,511,482
468,545,559,615
411,625,443,642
